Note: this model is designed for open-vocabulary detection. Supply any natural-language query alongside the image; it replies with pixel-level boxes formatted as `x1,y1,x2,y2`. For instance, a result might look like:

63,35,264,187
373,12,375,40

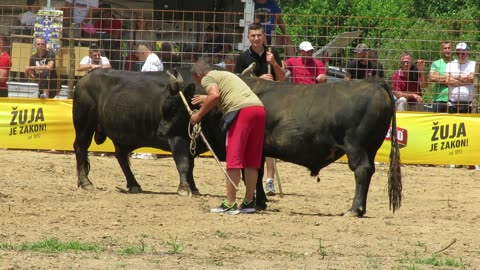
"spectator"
158,42,180,70
94,3,121,69
202,24,231,65
0,35,12,97
24,36,57,98
18,0,40,34
223,54,236,73
391,52,428,111
131,43,164,160
254,0,294,57
345,44,382,80
137,43,163,72
446,42,476,113
181,44,201,66
368,50,385,78
63,0,98,38
429,41,453,113
78,44,111,73
283,41,327,84
234,22,285,196
124,13,157,71
190,59,266,214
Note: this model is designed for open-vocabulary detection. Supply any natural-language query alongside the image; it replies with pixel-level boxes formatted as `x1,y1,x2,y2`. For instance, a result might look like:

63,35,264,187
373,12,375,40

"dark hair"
27,0,37,6
248,22,264,32
161,42,173,52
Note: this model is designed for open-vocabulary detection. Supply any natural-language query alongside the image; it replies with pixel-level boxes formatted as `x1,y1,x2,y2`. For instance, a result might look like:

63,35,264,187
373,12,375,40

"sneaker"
238,199,256,213
210,200,238,214
266,178,276,196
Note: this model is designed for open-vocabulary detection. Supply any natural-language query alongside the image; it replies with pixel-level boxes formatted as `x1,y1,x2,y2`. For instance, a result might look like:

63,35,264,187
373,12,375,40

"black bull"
73,68,401,217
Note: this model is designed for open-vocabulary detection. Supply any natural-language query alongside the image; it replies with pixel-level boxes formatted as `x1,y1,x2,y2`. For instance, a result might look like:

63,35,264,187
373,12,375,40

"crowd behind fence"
1,4,479,112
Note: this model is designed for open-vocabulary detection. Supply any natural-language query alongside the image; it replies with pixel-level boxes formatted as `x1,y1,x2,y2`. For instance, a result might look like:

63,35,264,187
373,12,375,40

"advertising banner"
0,98,479,165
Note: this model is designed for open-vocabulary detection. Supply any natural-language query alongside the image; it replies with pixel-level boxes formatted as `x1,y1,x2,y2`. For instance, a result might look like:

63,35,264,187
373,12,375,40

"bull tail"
384,81,402,213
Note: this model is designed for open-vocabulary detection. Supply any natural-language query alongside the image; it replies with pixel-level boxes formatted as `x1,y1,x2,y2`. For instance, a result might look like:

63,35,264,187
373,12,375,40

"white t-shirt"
80,55,110,66
141,53,164,72
65,0,99,24
446,59,476,102
19,11,37,26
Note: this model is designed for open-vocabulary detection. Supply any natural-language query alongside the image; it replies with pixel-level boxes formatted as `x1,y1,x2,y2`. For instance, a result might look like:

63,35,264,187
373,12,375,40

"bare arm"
416,60,428,89
429,70,447,83
446,72,474,86
275,14,288,35
190,85,220,125
0,69,9,84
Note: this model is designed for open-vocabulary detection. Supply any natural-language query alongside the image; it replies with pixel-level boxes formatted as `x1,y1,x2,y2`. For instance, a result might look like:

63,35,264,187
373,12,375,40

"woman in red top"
0,35,12,97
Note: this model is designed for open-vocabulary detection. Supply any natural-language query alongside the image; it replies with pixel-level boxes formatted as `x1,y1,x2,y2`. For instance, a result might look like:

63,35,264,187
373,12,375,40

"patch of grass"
315,239,327,259
400,253,465,269
271,231,282,237
165,235,184,254
0,238,101,253
214,230,229,239
287,251,304,261
118,240,145,255
365,256,380,269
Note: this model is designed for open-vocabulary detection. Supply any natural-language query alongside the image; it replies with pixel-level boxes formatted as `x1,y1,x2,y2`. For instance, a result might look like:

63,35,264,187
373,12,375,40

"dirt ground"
0,149,479,270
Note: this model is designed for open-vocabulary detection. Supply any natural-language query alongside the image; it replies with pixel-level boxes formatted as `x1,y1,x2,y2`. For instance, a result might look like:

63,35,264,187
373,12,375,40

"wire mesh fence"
1,4,479,112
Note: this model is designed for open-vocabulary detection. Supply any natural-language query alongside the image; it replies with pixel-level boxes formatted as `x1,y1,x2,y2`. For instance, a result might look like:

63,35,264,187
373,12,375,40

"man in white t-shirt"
131,43,164,160
446,42,476,113
78,44,111,73
137,44,164,72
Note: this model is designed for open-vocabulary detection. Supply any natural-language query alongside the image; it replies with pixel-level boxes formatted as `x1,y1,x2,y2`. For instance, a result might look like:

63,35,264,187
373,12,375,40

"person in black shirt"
234,22,285,196
345,43,382,80
24,36,57,98
234,22,285,82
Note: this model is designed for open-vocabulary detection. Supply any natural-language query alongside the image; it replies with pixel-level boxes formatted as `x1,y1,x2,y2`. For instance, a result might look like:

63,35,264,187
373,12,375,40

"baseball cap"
353,43,369,53
299,41,314,52
455,42,470,51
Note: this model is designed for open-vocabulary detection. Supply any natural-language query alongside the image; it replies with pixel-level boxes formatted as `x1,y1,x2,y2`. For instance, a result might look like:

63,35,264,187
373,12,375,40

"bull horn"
241,62,256,77
166,70,177,81
166,69,184,83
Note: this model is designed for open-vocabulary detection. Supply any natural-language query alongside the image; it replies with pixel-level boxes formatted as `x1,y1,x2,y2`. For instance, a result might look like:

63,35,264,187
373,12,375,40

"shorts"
226,106,266,169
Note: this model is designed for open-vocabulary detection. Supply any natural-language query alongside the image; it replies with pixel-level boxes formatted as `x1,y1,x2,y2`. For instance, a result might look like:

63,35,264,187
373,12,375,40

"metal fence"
1,4,479,112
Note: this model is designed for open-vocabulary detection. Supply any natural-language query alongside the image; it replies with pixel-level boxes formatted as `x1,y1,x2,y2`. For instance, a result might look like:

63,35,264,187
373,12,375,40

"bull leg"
345,150,375,217
114,145,142,193
168,137,199,196
255,156,268,210
72,109,96,190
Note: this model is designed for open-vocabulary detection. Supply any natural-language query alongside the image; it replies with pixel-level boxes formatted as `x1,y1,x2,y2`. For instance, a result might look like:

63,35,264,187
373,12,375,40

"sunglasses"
456,52,468,56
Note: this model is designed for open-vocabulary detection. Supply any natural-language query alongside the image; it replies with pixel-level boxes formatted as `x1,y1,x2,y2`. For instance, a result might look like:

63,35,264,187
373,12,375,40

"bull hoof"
80,183,95,191
343,209,365,218
177,184,197,196
128,186,143,193
255,200,268,211
177,188,189,196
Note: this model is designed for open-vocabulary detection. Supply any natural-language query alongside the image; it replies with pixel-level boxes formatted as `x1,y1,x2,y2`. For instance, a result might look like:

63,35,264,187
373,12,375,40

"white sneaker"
265,178,276,196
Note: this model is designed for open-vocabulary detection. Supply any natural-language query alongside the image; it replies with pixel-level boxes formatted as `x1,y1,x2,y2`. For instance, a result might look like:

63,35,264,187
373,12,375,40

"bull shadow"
289,211,374,218
114,187,224,198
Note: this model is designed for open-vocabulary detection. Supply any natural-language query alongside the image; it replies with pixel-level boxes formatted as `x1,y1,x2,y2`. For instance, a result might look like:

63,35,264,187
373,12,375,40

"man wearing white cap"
345,43,382,80
445,42,476,113
283,41,327,84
